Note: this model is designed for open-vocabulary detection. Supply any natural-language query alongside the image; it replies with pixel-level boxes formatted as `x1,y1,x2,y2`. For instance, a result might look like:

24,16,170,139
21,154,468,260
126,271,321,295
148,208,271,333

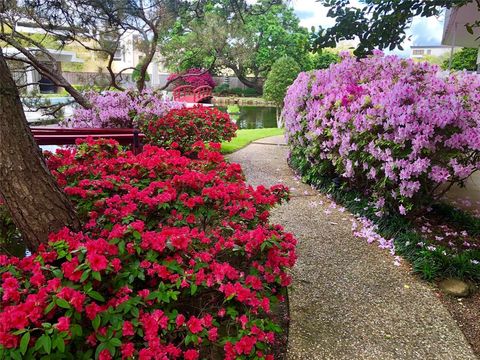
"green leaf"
44,302,55,314
56,298,71,309
92,271,102,281
185,334,192,346
190,284,198,295
12,329,27,336
109,338,122,347
88,291,105,302
53,336,65,352
80,270,90,282
146,291,160,301
11,351,22,360
36,335,51,354
92,316,101,331
70,324,83,338
20,332,30,355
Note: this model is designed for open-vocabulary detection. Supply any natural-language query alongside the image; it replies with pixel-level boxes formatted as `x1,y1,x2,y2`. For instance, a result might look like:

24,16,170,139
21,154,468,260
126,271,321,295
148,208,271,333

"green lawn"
221,128,284,154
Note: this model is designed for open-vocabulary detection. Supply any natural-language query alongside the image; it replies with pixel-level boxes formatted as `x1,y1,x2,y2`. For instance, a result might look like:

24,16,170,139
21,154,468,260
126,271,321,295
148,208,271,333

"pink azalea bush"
63,90,183,128
0,139,296,359
167,69,216,89
283,52,480,215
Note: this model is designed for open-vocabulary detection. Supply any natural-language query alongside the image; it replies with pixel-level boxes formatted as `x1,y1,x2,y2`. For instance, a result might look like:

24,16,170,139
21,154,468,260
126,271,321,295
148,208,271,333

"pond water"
23,96,74,124
217,105,278,129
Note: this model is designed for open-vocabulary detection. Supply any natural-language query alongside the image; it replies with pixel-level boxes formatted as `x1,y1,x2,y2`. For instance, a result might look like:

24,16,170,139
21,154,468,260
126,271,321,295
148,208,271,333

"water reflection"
217,105,277,129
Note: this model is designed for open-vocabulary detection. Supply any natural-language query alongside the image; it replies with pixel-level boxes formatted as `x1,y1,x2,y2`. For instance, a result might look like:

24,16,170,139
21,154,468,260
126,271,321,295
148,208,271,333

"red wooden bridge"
172,85,213,103
31,127,144,154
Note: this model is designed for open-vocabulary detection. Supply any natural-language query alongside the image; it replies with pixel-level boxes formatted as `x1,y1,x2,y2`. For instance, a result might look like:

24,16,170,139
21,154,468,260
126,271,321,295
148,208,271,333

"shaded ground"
440,290,480,357
228,136,477,360
443,173,480,218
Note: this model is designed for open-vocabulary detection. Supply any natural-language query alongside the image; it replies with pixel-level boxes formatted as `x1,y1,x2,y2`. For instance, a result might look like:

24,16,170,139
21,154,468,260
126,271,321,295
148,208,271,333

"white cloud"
290,0,336,29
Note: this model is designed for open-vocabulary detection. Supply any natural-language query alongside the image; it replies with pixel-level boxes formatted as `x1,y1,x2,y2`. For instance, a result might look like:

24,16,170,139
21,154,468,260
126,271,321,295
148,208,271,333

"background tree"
162,0,310,92
313,0,473,56
263,56,301,106
0,49,80,251
311,50,340,69
0,0,183,107
442,47,478,71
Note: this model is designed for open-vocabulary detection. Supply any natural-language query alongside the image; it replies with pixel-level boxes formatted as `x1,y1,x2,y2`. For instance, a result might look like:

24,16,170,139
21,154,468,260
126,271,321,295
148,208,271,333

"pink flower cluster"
167,68,216,89
283,52,480,214
0,139,296,359
63,89,183,128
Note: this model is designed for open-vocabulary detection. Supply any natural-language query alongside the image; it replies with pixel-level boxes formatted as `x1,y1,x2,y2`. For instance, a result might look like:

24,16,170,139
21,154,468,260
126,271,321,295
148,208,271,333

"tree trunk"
136,34,159,92
231,68,263,94
0,48,80,251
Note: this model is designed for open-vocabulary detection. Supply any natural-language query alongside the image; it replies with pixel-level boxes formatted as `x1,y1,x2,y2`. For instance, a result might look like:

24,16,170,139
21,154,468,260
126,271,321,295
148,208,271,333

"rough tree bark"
230,64,263,93
0,48,80,251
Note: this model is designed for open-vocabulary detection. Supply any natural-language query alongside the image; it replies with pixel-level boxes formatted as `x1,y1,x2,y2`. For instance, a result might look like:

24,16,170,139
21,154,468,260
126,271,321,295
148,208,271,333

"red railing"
31,127,145,154
193,85,213,103
172,85,194,102
173,85,212,103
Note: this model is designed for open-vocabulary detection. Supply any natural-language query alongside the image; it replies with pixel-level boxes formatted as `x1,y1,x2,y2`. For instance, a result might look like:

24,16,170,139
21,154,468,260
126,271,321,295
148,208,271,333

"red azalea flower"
208,327,218,342
122,321,135,336
87,253,108,272
121,342,135,359
176,314,185,327
186,316,203,334
55,316,70,332
184,349,199,360
99,349,112,360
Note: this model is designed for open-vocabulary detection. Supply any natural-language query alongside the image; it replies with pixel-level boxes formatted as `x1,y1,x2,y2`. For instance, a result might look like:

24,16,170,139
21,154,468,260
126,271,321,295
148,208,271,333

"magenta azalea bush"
0,139,296,359
283,52,480,215
63,90,183,128
167,69,216,89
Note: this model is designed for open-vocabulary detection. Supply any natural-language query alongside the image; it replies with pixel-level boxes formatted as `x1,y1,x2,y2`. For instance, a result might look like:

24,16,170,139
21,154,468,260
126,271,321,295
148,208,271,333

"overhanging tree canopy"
162,0,311,92
313,0,474,56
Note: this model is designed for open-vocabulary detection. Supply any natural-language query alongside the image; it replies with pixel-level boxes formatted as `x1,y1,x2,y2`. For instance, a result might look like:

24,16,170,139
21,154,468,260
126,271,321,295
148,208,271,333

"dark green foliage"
442,48,478,71
432,203,480,237
311,50,340,69
213,84,230,95
132,63,151,82
263,56,301,105
289,146,480,282
0,206,25,257
213,86,261,97
314,0,473,56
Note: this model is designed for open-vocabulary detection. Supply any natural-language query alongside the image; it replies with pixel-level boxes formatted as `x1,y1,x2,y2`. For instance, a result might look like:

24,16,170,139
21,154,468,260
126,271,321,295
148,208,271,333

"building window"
427,49,432,55
412,49,424,55
113,48,123,61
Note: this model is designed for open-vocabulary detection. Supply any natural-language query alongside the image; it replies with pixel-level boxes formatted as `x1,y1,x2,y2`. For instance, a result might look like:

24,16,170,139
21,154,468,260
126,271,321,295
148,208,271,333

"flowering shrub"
63,89,183,128
167,69,216,89
0,139,296,359
283,52,480,215
142,106,238,154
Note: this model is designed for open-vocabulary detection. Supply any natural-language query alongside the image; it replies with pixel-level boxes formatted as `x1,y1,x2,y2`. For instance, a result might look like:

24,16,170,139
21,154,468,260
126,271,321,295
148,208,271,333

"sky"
289,0,446,56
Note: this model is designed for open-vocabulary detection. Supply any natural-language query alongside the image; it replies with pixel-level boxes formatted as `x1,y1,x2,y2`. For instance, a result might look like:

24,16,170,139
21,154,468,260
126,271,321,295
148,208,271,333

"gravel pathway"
228,136,477,360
